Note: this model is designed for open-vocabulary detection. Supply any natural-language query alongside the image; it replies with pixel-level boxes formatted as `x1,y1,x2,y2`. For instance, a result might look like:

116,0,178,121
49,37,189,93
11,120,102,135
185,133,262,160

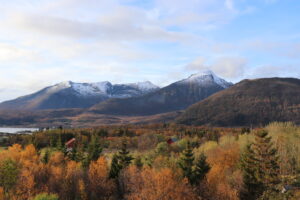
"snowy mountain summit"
182,70,233,88
50,81,159,97
0,80,160,110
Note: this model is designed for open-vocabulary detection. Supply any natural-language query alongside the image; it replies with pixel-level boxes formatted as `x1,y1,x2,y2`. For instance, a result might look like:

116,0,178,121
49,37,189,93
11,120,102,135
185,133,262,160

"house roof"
65,138,76,146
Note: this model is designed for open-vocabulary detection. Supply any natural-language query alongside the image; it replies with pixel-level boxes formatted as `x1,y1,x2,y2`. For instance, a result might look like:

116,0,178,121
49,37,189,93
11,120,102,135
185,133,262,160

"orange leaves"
15,168,36,199
122,166,198,200
88,157,115,199
48,152,65,166
88,157,108,180
20,145,38,163
205,144,241,200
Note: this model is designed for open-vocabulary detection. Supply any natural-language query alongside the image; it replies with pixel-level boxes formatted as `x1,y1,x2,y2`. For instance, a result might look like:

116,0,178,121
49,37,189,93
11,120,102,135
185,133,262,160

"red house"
65,138,76,151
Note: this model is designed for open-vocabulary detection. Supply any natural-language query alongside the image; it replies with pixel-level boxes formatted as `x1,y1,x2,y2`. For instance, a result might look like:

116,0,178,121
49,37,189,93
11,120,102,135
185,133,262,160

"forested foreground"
1,122,300,200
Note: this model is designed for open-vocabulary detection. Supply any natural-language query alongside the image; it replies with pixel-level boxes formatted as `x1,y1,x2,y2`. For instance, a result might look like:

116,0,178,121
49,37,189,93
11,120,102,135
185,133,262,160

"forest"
0,122,300,200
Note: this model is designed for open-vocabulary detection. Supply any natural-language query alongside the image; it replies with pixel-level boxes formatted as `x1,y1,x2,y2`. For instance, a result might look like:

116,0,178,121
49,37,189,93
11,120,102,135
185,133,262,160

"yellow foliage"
48,152,65,166
124,166,197,200
88,156,115,199
21,145,38,163
206,144,241,200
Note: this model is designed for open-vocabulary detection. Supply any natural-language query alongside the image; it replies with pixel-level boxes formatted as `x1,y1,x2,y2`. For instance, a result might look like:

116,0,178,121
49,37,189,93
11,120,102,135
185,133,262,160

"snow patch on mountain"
47,80,159,97
181,70,232,88
72,81,112,96
47,81,72,93
125,81,159,92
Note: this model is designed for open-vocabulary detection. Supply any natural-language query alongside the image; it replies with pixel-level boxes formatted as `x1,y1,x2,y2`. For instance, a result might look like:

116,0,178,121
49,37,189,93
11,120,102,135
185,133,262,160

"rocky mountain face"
89,70,233,115
0,81,159,110
176,78,300,126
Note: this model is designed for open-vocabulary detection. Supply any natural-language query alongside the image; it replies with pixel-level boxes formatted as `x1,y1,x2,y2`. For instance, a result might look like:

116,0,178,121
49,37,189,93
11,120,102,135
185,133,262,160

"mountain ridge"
89,70,233,115
0,80,160,110
176,77,300,126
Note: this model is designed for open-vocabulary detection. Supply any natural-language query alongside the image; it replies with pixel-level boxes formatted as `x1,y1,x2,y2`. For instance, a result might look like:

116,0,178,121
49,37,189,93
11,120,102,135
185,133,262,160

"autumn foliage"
0,122,300,199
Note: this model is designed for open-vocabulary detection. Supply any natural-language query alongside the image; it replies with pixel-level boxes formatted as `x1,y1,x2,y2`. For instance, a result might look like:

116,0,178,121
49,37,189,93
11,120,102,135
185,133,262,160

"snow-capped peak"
56,81,72,88
182,70,232,88
46,80,159,97
125,81,159,92
47,81,72,93
71,81,112,96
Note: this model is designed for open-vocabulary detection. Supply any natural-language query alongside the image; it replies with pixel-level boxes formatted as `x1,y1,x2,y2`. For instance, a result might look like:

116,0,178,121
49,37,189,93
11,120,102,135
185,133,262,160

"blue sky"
0,0,299,101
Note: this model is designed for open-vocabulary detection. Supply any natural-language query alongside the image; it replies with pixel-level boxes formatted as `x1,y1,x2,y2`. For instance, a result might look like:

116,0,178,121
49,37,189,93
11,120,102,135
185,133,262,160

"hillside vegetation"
0,122,300,199
177,78,300,126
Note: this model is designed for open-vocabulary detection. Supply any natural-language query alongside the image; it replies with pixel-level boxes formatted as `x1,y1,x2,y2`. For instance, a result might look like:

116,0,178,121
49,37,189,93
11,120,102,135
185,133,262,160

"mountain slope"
0,81,159,110
176,78,300,126
89,70,232,115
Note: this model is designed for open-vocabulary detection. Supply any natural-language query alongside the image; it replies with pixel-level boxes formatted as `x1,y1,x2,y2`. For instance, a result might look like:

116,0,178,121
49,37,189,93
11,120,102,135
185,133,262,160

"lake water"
0,127,39,134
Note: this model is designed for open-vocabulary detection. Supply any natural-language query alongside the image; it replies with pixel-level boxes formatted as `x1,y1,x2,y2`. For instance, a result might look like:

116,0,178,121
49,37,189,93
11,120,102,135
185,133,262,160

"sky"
0,0,299,102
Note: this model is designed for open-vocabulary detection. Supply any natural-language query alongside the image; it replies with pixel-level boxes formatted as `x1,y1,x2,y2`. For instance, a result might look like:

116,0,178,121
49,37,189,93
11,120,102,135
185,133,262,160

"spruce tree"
178,141,195,184
109,139,133,179
252,131,280,188
109,154,121,179
240,144,263,200
42,149,50,164
192,153,210,185
240,130,280,200
118,140,133,169
87,135,102,162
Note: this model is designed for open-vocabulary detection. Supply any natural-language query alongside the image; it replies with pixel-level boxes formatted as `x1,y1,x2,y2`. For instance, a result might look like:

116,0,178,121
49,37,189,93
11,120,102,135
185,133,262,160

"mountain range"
89,70,232,115
0,71,299,127
0,81,159,110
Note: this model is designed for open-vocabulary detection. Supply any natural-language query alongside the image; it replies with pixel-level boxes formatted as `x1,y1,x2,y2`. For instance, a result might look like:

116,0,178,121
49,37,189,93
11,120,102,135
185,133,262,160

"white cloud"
185,56,248,79
0,0,296,102
0,42,42,63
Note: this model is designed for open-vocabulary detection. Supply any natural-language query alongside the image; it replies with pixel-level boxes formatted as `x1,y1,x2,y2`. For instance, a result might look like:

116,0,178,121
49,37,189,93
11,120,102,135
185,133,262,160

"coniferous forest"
0,122,300,200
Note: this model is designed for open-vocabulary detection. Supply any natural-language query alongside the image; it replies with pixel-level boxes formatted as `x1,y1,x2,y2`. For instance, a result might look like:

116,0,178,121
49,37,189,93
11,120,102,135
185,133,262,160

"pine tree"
178,141,194,184
42,149,50,164
240,130,280,200
253,131,280,188
192,153,210,185
87,135,102,163
109,154,121,179
109,139,133,179
240,144,263,200
118,140,133,169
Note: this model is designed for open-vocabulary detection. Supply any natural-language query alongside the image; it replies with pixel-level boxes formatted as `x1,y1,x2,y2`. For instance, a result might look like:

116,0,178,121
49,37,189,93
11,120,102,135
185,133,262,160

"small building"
167,138,178,144
65,138,76,152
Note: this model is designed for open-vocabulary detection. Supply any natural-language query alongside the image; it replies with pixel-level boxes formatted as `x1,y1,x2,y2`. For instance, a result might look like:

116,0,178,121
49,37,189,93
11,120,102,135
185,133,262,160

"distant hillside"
0,81,159,110
89,70,232,116
176,78,300,126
